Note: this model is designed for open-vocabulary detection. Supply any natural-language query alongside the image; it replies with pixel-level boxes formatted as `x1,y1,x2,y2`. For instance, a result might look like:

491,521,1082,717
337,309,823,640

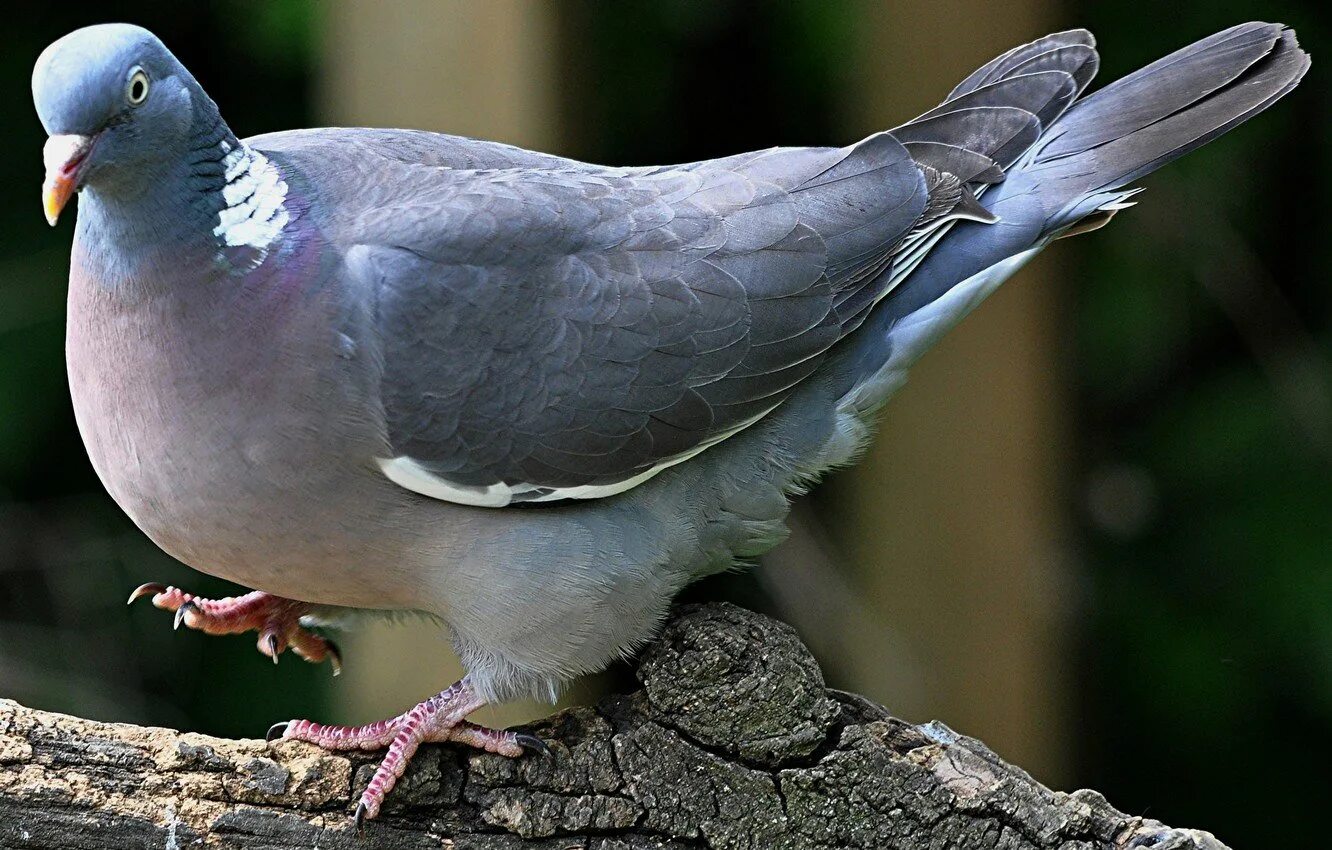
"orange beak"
42,134,95,226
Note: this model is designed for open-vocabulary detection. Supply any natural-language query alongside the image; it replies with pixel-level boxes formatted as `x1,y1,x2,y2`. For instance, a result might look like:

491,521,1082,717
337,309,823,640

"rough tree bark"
0,603,1227,850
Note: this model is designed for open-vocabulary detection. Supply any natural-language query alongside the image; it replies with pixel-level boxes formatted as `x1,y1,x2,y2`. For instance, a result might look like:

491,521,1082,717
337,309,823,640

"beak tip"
42,133,93,228
42,180,72,226
43,196,62,227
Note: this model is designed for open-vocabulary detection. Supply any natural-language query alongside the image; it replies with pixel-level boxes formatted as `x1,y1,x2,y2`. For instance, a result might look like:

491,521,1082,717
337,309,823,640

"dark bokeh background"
2,2,1328,846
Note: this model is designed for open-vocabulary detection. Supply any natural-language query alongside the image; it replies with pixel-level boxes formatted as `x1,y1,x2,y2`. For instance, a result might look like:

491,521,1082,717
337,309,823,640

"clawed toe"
128,584,340,674
324,639,343,676
126,582,166,604
172,599,198,630
274,677,540,825
514,732,551,756
281,624,342,674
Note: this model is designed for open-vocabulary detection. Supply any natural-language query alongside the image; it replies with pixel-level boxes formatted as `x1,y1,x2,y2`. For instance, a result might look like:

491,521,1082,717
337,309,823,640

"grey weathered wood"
0,604,1227,849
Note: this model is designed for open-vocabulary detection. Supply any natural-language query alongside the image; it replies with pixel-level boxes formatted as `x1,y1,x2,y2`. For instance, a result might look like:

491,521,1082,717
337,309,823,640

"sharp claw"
353,801,368,834
173,600,198,630
127,582,166,605
265,721,289,742
326,639,343,676
267,633,280,664
514,732,551,756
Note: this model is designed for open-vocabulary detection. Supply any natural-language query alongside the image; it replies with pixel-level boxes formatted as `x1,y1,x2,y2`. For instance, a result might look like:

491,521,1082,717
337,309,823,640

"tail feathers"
949,29,1098,99
915,69,1080,137
893,29,1101,181
994,44,1099,95
1027,23,1309,202
834,23,1306,420
894,105,1041,170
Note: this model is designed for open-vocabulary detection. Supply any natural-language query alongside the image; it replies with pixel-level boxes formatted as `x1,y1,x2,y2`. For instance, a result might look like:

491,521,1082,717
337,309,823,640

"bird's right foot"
127,583,341,674
268,676,547,826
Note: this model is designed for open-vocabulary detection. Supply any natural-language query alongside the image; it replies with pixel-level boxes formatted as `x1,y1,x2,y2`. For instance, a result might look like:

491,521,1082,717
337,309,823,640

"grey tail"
868,28,1104,309
836,23,1308,415
889,22,1308,237
1020,21,1310,234
893,28,1100,180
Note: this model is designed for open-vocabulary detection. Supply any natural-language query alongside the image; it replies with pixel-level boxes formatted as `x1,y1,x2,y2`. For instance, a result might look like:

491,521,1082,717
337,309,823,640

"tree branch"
0,603,1228,849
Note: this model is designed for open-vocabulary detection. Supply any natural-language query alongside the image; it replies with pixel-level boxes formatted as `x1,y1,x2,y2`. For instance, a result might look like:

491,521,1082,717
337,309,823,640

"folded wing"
345,26,1106,507
356,141,928,505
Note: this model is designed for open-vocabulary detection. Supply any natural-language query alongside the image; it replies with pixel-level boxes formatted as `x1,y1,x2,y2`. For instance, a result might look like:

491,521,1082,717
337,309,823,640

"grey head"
32,24,223,227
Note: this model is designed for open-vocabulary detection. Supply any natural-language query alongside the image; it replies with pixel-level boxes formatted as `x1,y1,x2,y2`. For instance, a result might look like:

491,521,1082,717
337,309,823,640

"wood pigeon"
31,21,1308,824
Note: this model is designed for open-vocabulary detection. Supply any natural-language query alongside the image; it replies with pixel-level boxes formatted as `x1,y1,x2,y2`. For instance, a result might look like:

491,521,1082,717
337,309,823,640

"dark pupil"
131,78,145,101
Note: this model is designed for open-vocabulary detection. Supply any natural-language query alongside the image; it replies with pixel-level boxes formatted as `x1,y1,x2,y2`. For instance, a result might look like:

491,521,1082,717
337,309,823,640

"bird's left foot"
127,583,340,673
267,676,545,826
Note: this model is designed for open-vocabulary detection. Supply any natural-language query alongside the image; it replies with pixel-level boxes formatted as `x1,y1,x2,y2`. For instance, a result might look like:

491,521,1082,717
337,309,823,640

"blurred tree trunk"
808,0,1073,784
319,0,560,147
316,0,563,730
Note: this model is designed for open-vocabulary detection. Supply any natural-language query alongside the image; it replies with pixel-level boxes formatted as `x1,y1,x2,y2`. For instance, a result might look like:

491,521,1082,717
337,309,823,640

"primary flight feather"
31,21,1308,824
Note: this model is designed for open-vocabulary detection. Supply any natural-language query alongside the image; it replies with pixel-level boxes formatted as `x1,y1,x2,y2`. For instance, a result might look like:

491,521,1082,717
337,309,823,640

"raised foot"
268,676,547,824
127,583,340,674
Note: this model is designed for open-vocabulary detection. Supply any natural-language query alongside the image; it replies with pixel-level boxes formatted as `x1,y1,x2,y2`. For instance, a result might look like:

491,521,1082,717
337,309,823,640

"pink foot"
267,677,547,827
127,583,341,673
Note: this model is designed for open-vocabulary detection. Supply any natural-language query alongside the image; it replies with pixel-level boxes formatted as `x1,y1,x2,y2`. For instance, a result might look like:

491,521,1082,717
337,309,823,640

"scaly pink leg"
267,676,546,827
127,583,340,673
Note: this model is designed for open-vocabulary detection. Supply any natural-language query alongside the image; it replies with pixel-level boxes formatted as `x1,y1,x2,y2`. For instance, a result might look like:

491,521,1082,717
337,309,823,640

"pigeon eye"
126,68,150,106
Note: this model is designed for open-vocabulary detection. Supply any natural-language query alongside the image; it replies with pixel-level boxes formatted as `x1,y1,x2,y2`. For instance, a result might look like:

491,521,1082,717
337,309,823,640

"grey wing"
246,127,582,172
352,135,931,506
326,26,1098,508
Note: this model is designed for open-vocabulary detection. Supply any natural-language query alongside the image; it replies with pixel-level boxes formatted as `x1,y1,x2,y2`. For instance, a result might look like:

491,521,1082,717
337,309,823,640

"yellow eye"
126,67,150,106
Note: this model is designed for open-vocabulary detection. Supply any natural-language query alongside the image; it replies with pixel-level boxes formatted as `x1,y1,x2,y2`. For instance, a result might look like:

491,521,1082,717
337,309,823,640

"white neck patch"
213,141,289,258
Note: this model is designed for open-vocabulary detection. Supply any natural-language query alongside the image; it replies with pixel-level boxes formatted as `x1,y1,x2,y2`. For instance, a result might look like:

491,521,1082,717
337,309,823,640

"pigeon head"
33,24,209,226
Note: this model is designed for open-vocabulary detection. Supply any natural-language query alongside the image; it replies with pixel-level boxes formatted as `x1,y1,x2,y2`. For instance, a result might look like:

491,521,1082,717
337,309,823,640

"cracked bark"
0,603,1230,850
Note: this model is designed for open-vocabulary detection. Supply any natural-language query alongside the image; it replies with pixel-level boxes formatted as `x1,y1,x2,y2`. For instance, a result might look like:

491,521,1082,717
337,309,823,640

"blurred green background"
1,2,1327,846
